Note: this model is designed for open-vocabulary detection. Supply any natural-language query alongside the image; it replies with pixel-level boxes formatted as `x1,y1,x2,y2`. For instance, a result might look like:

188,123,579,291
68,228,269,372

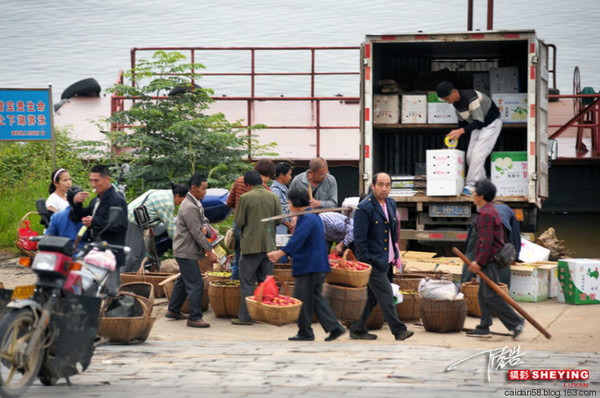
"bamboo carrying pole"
261,207,352,222
452,247,552,339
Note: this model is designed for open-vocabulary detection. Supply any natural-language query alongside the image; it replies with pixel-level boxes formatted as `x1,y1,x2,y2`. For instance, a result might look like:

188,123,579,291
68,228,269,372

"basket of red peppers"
326,249,372,288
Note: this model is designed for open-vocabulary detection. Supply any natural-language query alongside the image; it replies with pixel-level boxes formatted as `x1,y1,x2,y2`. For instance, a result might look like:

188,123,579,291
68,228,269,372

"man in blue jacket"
350,172,414,341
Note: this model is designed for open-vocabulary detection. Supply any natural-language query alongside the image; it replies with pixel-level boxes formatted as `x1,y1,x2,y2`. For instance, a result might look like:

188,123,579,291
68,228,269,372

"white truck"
359,30,551,244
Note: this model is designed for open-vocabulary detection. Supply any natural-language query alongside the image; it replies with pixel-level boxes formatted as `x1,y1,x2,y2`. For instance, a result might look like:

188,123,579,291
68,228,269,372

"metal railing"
111,46,361,158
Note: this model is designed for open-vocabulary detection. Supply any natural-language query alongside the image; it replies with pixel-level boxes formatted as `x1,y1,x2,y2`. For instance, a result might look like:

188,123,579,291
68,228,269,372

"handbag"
493,243,517,268
133,191,159,228
17,219,39,251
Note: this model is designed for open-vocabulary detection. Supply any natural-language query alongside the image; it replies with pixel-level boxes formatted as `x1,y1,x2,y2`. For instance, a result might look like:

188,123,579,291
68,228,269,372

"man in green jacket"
232,170,282,325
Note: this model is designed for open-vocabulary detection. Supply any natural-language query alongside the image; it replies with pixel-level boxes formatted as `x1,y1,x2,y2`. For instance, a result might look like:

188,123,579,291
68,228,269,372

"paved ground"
31,341,600,398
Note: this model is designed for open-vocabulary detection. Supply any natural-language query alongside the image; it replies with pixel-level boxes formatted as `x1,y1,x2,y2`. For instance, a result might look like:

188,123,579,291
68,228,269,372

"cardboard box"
426,92,457,124
401,94,427,124
557,259,600,304
489,66,520,94
510,264,549,302
492,93,528,123
373,95,399,124
491,151,528,196
472,72,490,96
518,238,550,263
426,149,465,196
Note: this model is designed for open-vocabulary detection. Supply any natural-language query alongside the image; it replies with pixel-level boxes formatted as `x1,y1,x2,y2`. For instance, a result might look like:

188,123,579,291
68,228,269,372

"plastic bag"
391,283,403,304
254,275,279,302
418,278,462,300
17,219,38,251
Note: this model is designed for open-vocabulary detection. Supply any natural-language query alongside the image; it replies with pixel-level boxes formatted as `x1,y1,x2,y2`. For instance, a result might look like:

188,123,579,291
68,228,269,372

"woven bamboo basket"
245,276,301,326
208,280,241,317
98,291,155,343
15,211,40,258
161,274,210,313
461,281,509,317
326,250,372,288
393,271,451,292
323,282,367,321
205,271,232,284
365,304,384,330
396,291,421,321
120,259,171,298
419,297,467,333
118,282,155,310
273,262,294,284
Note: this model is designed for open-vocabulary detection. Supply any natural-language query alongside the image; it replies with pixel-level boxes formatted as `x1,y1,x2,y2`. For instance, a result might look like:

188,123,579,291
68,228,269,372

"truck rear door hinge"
532,55,538,64
531,172,538,181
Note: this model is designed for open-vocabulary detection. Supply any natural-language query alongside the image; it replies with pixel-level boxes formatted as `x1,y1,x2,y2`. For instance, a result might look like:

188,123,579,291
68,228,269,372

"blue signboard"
0,88,53,141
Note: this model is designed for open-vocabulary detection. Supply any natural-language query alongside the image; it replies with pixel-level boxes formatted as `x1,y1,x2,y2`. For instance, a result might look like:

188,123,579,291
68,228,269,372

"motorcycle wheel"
0,308,45,398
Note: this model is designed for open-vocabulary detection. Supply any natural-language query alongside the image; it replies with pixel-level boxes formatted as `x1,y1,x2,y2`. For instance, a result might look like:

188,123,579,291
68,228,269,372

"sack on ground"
418,278,462,300
493,243,517,268
254,275,279,302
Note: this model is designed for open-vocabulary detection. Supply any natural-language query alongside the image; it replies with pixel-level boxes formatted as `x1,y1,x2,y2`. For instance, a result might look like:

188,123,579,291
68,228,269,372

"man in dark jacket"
350,172,413,341
466,179,524,339
73,165,128,292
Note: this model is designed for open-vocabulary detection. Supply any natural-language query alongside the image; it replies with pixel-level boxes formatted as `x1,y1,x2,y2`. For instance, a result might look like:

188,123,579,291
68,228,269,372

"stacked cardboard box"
426,92,457,124
509,263,551,302
489,66,520,94
390,175,417,197
426,149,465,196
557,259,600,305
401,94,427,124
492,93,528,123
491,151,528,197
373,94,399,124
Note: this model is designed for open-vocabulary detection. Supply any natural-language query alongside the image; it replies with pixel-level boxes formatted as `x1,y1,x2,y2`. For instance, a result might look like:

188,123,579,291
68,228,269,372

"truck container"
360,30,550,243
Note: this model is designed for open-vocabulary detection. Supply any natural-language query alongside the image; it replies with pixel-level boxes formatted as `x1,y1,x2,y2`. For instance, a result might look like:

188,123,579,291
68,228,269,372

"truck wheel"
0,308,45,398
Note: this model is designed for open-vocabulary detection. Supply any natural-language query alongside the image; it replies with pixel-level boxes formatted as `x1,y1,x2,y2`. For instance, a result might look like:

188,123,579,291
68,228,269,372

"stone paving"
31,341,600,398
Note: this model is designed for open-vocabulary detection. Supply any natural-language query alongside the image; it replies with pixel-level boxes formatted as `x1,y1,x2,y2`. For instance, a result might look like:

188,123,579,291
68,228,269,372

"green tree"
106,50,273,196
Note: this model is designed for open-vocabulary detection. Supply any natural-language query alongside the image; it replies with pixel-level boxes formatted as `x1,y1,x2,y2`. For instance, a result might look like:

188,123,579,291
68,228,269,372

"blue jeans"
230,223,241,279
168,257,205,321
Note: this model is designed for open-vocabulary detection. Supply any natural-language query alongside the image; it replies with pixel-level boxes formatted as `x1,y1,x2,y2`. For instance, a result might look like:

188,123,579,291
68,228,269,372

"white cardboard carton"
426,149,465,196
401,94,427,124
489,66,520,94
557,259,600,305
373,95,400,124
472,72,490,96
491,151,528,196
518,239,551,263
426,92,457,124
510,264,549,302
492,93,528,123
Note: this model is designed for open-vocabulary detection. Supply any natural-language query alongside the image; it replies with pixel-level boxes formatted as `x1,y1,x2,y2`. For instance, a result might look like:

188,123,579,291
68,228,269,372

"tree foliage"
105,51,273,196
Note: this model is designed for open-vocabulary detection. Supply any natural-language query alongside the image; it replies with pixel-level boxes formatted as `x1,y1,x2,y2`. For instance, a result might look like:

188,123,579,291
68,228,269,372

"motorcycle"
0,207,129,397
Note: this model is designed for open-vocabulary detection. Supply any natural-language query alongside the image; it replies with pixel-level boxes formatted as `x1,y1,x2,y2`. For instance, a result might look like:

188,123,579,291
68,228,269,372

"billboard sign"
0,88,53,141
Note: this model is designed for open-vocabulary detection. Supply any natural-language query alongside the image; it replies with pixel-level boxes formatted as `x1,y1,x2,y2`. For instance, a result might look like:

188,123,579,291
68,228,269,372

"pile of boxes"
426,149,465,196
491,151,529,196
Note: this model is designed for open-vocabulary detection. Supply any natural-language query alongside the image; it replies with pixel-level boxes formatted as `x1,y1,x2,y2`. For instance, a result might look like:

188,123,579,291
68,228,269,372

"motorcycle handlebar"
85,241,131,254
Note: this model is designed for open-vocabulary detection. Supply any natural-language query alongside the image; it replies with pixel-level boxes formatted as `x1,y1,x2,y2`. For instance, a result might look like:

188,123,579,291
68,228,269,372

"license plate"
11,285,35,300
429,204,471,217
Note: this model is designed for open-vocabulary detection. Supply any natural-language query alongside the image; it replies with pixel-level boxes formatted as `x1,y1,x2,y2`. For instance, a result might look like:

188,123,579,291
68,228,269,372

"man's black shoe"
466,326,492,338
349,330,377,340
288,334,315,341
324,327,346,342
395,329,414,341
513,320,525,340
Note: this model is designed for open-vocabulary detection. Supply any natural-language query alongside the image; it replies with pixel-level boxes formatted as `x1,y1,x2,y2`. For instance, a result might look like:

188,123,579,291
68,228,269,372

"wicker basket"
273,262,294,284
365,304,384,330
396,291,421,321
326,250,372,288
161,274,210,313
461,281,509,317
323,282,367,321
245,276,301,326
419,297,467,333
205,271,232,284
120,259,171,298
208,280,241,318
98,291,155,343
393,271,451,292
118,282,155,310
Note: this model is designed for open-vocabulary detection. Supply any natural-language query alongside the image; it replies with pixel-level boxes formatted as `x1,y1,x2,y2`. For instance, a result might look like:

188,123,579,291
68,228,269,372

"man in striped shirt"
318,212,354,255
124,183,188,272
437,81,502,196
